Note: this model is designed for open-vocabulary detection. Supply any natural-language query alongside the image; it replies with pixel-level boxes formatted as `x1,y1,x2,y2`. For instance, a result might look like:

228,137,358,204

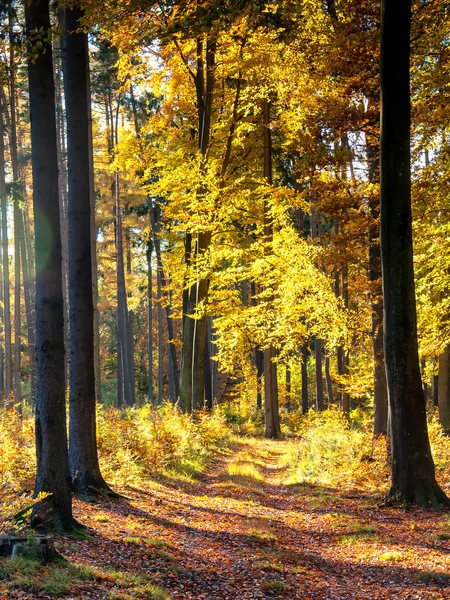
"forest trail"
5,437,450,600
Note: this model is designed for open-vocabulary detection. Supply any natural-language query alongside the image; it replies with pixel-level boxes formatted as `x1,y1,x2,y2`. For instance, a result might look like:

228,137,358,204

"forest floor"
2,436,450,599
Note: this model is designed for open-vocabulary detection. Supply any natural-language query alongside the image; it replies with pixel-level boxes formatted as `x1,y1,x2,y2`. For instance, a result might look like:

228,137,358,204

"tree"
63,5,110,495
380,0,449,506
25,0,74,529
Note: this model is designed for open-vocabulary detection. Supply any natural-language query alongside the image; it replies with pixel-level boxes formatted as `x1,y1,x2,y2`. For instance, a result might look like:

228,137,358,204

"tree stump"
0,535,58,563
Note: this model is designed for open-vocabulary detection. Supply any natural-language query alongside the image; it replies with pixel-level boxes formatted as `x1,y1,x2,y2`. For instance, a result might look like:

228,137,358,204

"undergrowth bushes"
284,406,450,496
0,403,230,529
97,403,230,485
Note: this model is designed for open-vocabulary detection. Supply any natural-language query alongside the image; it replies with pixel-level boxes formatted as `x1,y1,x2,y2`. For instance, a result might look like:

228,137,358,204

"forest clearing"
1,0,450,598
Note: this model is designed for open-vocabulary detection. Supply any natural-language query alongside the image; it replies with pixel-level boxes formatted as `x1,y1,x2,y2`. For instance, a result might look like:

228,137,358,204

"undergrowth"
0,403,230,530
283,406,450,496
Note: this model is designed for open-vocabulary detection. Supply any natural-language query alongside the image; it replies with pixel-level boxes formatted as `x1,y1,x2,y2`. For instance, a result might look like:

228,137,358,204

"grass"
0,557,172,598
261,580,289,592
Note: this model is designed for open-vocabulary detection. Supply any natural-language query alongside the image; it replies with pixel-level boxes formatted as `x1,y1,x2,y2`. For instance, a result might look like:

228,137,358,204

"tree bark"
0,96,11,406
301,344,309,414
9,16,21,412
25,0,74,529
365,98,388,436
64,5,110,494
438,347,450,434
147,240,153,401
380,0,449,506
314,337,324,412
179,37,215,412
262,98,280,438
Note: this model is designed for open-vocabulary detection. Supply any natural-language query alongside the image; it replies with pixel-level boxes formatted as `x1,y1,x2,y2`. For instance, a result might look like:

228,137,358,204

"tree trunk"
147,240,153,401
438,347,450,434
25,0,74,530
432,372,439,408
301,344,309,414
64,5,109,495
9,20,21,412
179,37,215,412
325,353,333,405
365,97,388,436
250,281,264,410
0,96,11,406
157,269,164,404
54,12,70,393
262,98,280,438
380,0,449,506
285,365,291,412
341,266,350,414
314,337,324,412
149,206,179,402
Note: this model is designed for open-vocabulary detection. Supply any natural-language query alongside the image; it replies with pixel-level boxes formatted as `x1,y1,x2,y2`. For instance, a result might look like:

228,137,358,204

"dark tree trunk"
147,240,153,401
438,347,450,434
365,99,388,436
341,267,350,414
204,322,213,410
250,281,264,410
157,269,164,404
179,37,215,412
314,337,324,412
149,206,179,402
432,372,439,408
380,0,449,506
9,19,21,412
54,13,70,394
25,0,74,529
285,366,291,412
0,97,11,405
301,344,309,414
263,98,280,439
325,353,333,405
64,6,109,495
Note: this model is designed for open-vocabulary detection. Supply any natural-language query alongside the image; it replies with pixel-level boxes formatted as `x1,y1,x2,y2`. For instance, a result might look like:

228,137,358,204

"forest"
1,0,450,598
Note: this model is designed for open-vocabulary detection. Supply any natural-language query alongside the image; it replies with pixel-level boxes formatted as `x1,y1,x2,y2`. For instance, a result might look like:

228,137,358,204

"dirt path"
4,437,450,599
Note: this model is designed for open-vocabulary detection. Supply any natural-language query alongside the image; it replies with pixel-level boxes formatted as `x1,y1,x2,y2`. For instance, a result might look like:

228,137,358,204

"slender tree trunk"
285,366,291,412
149,206,179,401
314,337,324,411
125,225,136,404
325,353,333,405
263,98,280,438
87,46,101,405
115,171,133,406
365,101,388,435
25,0,74,529
0,219,4,401
54,12,70,393
380,0,449,506
64,5,109,494
147,240,153,401
179,37,215,413
310,204,324,412
438,347,450,434
341,266,350,414
157,270,164,404
250,281,264,410
0,97,11,406
301,344,309,414
204,323,213,410
9,21,21,411
19,211,37,405
432,371,439,408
